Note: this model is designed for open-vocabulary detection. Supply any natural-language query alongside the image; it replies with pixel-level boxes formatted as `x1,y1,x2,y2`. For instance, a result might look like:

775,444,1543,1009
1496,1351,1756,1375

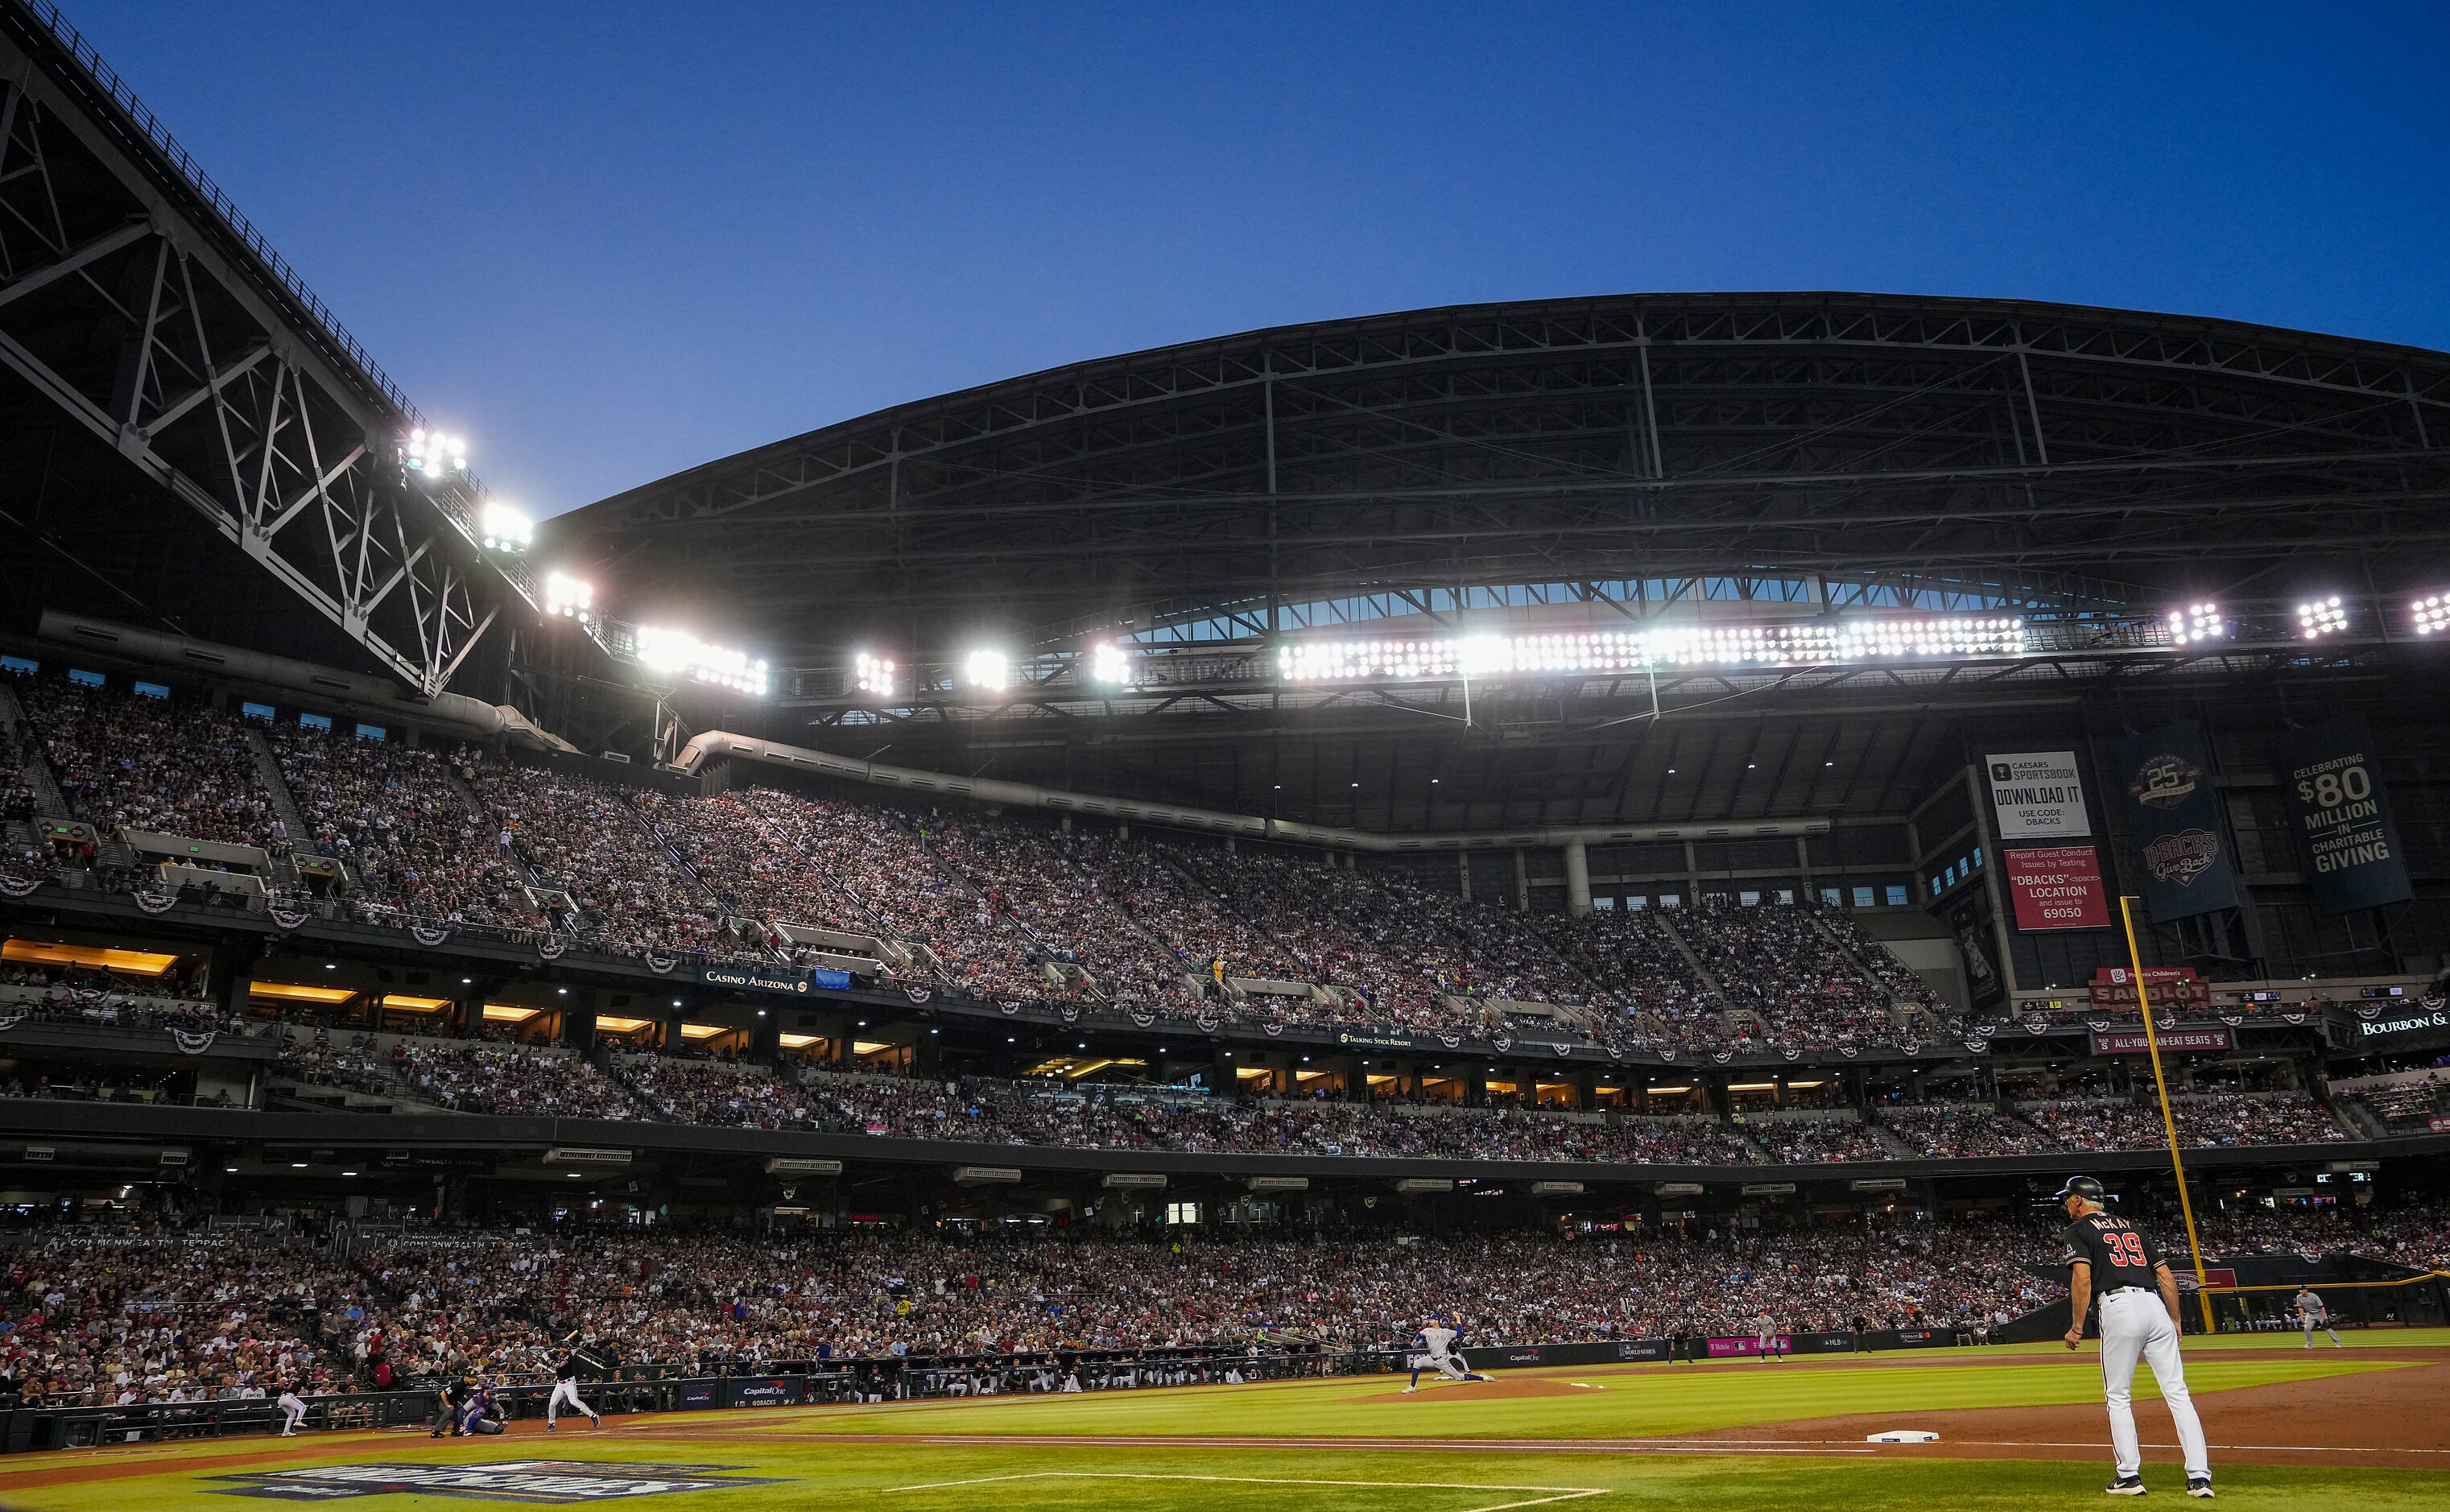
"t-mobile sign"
2003,845,2110,931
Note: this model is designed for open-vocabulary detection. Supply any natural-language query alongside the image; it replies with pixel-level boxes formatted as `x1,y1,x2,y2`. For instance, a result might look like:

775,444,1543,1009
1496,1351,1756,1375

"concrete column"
1513,849,1530,913
1457,851,1472,901
1562,840,1593,916
1684,840,1701,903
1796,834,1814,898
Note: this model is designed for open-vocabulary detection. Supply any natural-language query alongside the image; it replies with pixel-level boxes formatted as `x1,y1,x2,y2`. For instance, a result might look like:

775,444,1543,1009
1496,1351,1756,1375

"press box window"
132,681,168,700
355,724,386,742
1164,1202,1200,1226
241,702,275,723
298,713,332,733
1886,885,1908,907
1853,886,1875,908
68,668,104,688
0,656,34,675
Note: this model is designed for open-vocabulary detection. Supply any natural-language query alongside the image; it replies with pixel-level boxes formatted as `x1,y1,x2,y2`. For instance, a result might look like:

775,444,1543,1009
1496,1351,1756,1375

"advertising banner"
2088,1025,2233,1056
2117,723,2239,921
1882,1328,1961,1349
1706,1334,1793,1358
2089,966,2212,1012
725,1376,805,1408
1986,750,2093,838
676,1379,720,1410
2003,845,2110,931
2276,716,2414,915
2336,1004,2450,1056
699,964,815,997
1945,896,2002,1008
1457,1339,1670,1369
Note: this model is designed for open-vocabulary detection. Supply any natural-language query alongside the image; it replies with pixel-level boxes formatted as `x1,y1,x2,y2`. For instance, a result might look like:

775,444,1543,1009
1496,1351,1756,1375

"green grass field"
4,1332,2444,1511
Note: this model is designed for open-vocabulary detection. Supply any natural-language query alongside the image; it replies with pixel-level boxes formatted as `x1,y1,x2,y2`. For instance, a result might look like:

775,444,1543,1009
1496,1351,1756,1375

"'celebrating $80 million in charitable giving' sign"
2277,715,2413,915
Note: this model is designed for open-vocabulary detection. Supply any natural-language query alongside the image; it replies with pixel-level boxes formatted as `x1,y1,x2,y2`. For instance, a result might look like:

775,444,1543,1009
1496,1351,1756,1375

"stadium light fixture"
479,501,532,552
636,626,771,696
964,649,1010,691
1089,642,1134,687
403,427,468,478
2167,601,2225,646
2414,594,2450,637
1276,615,2026,684
543,571,593,622
2295,597,2348,639
853,651,897,698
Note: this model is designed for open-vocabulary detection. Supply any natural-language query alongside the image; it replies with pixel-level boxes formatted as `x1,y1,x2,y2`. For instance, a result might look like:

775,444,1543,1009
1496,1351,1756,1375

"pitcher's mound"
1360,1378,1597,1403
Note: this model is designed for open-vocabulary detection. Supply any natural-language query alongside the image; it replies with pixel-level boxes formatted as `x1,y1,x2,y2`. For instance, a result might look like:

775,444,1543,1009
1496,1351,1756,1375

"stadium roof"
557,291,2450,649
543,292,2450,830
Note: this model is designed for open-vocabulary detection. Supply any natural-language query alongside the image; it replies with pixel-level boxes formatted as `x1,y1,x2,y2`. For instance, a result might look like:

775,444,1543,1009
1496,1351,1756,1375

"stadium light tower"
2414,594,2450,636
2166,601,2226,646
853,651,897,698
964,650,1010,692
1088,642,1133,687
637,626,771,696
403,427,468,479
2295,597,2348,639
542,571,592,622
480,501,533,553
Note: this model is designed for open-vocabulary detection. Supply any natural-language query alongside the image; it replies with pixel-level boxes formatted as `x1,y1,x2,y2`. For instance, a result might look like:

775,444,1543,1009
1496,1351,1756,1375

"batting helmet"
2052,1175,2105,1202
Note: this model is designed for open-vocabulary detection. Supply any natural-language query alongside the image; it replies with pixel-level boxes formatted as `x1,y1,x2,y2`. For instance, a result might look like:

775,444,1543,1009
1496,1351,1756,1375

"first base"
1866,1430,1940,1444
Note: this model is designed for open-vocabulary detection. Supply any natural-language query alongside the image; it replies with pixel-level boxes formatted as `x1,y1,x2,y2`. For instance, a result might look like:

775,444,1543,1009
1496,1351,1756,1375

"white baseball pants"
2099,1289,2209,1481
546,1379,595,1425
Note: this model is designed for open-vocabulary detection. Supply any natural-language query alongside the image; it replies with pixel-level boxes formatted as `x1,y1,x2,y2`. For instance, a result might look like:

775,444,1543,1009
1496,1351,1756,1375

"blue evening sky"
57,2,2450,518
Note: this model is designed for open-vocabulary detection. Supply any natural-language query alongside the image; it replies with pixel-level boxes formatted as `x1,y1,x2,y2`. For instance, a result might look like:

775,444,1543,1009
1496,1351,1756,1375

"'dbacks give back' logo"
208,1459,784,1503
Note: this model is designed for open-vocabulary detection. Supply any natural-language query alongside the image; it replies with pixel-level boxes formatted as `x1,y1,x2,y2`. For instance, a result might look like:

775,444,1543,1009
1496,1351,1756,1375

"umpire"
2055,1176,2213,1498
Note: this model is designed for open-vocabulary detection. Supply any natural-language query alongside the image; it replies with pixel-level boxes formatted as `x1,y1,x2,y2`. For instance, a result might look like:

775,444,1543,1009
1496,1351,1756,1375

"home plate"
1867,1430,1940,1443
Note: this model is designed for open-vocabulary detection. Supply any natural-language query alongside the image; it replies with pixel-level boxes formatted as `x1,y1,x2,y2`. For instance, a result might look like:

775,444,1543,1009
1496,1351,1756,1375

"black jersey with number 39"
2060,1211,2164,1287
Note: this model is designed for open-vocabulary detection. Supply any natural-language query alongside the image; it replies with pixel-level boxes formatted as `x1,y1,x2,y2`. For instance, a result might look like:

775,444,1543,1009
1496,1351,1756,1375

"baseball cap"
2052,1175,2105,1202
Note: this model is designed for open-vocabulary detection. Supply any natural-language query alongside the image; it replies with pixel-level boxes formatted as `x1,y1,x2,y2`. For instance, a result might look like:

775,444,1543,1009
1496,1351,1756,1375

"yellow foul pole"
2117,894,2216,1332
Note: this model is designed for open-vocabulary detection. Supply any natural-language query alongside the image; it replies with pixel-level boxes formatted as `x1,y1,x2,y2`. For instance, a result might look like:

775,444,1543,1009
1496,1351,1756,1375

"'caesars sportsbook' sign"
1985,750,2091,839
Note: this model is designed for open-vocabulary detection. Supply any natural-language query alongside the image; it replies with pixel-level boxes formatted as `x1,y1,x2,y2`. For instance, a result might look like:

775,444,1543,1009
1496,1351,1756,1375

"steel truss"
0,6,531,695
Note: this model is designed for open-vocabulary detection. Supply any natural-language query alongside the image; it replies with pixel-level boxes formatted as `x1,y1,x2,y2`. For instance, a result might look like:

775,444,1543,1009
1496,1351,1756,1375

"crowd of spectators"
8,1194,2442,1407
275,1028,402,1101
1675,903,1936,1053
804,1068,1765,1163
2019,1092,2347,1150
341,1217,2059,1368
0,962,234,1037
271,727,543,933
22,683,281,847
2344,1072,2449,1134
1741,1116,1894,1163
1877,1101,2060,1158
0,1229,367,1406
467,762,729,958
619,1055,824,1130
387,1039,641,1119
